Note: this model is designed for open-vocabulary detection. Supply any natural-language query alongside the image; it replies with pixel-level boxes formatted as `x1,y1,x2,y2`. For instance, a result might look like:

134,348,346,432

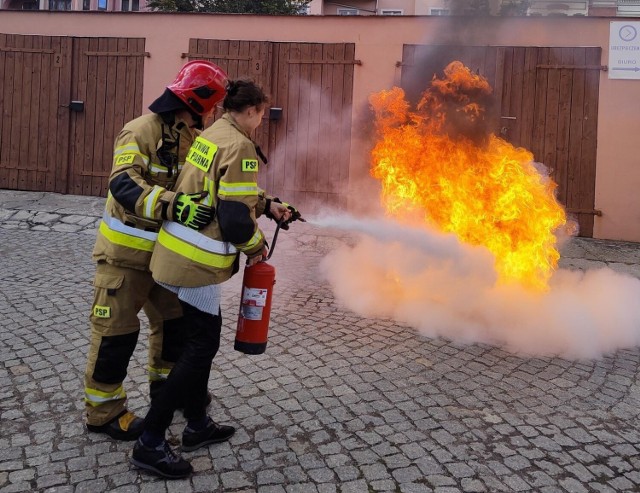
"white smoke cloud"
312,214,640,359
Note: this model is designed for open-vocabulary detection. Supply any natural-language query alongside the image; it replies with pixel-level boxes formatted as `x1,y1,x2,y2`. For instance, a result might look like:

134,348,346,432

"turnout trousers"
84,261,184,426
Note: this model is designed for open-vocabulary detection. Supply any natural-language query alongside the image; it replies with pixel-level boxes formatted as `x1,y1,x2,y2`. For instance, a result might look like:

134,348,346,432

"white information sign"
609,21,640,80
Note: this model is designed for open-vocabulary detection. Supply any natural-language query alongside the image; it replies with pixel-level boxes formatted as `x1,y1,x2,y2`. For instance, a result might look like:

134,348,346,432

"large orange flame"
370,61,567,291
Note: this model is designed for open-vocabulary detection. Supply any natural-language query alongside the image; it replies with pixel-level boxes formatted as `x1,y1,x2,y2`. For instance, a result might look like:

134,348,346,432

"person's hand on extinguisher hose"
269,201,291,222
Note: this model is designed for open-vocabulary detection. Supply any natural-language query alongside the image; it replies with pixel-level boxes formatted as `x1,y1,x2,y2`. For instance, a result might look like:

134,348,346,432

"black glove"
173,192,215,231
280,202,304,230
265,198,305,230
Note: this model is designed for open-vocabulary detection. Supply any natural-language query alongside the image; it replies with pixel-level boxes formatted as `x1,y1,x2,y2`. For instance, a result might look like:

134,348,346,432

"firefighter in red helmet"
84,61,227,441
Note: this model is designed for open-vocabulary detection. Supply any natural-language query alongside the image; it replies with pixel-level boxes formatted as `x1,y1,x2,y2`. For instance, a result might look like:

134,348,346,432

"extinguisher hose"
265,221,283,261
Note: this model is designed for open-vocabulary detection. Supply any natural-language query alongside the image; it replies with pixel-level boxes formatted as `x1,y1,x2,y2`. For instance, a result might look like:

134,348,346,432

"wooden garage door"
186,39,357,212
400,45,601,237
0,34,72,193
0,34,146,196
67,37,147,196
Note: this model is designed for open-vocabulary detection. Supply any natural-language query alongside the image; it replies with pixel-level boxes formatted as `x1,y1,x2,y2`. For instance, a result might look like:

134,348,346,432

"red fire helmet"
168,60,228,116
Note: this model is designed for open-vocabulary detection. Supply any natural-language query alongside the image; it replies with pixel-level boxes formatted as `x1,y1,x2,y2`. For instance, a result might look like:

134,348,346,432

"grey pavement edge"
1,189,640,493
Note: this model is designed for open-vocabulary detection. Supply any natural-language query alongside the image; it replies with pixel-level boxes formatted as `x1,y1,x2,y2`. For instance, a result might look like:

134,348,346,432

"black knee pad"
93,330,140,384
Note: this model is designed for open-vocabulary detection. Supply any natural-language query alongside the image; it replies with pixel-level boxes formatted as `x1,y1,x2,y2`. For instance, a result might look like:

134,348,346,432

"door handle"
60,101,84,112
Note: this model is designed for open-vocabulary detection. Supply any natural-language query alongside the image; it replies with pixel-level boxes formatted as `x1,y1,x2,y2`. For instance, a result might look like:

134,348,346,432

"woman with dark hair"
129,79,291,479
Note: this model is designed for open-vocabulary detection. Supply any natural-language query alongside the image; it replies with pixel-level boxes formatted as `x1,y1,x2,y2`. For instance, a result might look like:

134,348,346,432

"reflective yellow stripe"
218,181,259,197
85,385,126,406
99,220,156,252
143,186,162,219
148,366,170,382
242,229,264,251
157,228,236,269
114,144,149,165
202,177,215,207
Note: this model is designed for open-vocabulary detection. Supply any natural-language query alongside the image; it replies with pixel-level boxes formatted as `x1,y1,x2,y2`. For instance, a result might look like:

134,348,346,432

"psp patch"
242,159,259,172
115,154,136,166
93,305,111,318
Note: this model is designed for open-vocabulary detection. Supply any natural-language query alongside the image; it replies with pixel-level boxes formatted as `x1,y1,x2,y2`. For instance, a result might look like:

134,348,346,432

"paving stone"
2,191,640,492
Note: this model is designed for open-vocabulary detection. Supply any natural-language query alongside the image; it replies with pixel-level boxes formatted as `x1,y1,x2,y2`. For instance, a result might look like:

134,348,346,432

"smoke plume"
312,214,640,359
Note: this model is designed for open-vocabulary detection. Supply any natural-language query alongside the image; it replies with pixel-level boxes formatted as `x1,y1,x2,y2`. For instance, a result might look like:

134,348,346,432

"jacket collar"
221,113,250,138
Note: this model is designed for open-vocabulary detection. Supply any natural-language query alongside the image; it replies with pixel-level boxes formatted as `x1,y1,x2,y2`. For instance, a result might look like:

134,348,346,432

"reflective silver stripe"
102,212,158,241
163,221,237,254
143,186,162,219
149,164,168,174
218,181,259,196
114,143,149,165
84,386,126,405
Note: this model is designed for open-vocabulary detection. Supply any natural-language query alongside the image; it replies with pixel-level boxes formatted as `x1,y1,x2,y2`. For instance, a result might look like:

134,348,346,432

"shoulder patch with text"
115,154,136,166
242,159,259,172
186,137,218,173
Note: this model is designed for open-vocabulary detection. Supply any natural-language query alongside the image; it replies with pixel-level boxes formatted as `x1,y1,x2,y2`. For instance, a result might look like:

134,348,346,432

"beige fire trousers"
84,261,183,426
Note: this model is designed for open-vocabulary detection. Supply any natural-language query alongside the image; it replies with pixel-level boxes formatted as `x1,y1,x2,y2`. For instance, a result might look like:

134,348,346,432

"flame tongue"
370,61,567,291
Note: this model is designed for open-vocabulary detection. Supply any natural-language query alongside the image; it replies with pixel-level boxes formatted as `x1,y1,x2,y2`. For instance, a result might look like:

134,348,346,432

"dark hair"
223,78,270,113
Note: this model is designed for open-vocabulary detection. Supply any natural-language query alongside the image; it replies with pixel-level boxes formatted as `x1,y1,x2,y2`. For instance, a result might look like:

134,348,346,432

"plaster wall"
0,12,639,241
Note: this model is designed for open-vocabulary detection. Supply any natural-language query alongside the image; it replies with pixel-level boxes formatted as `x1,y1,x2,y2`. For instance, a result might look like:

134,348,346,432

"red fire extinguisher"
234,260,276,355
234,208,304,355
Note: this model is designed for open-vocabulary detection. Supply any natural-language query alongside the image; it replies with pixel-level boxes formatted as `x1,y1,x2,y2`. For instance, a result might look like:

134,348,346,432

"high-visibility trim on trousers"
148,366,171,382
158,222,237,268
85,385,126,407
99,212,157,252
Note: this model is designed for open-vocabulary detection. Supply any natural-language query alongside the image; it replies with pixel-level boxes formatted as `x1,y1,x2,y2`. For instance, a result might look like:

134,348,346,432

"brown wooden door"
184,39,274,157
0,34,72,193
400,45,601,237
185,39,357,213
67,37,147,196
270,42,355,212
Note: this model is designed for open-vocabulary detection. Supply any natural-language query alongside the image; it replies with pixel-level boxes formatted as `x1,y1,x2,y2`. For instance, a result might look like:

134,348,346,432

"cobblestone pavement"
1,190,640,493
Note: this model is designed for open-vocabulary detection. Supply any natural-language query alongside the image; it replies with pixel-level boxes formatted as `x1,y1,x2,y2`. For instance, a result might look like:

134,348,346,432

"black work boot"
182,417,236,452
87,410,143,441
130,438,193,479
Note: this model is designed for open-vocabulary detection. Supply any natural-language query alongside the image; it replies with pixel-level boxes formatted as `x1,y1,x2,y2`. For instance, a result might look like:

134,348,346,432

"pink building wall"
0,12,639,241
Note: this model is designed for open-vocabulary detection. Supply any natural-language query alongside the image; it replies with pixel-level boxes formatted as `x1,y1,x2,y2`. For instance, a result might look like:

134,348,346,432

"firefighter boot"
87,410,144,441
130,438,193,479
181,417,236,452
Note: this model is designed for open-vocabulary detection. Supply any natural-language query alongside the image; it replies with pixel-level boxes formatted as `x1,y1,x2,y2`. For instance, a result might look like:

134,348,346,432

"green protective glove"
173,191,215,231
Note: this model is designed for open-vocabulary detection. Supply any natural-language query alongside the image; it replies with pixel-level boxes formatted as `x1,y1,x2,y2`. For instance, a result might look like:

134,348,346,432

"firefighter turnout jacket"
93,113,198,271
150,113,269,287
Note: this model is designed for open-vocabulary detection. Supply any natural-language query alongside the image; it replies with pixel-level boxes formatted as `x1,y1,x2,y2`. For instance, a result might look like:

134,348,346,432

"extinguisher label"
242,287,268,307
241,305,264,320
